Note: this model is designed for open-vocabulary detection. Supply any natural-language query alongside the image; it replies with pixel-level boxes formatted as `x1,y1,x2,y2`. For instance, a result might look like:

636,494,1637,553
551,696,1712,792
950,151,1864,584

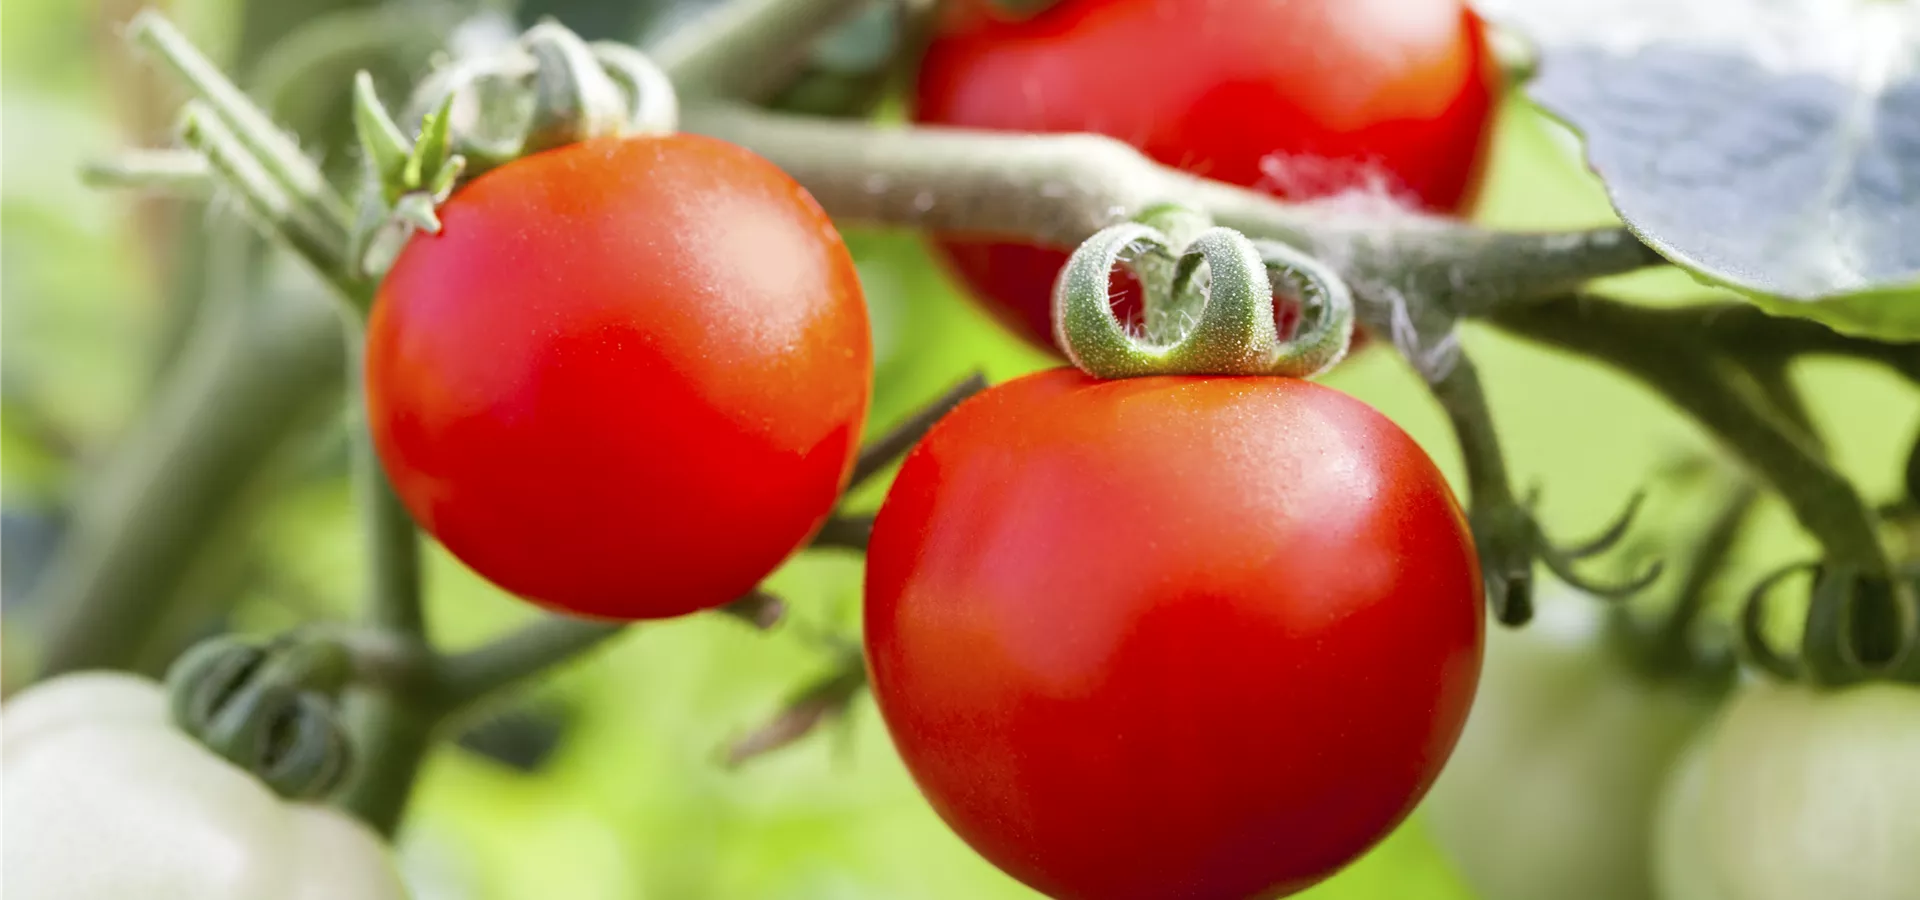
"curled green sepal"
1252,240,1356,376
202,686,354,800
590,42,679,137
165,635,357,799
1736,562,1920,687
166,635,270,738
1800,566,1915,686
1737,562,1812,682
1052,210,1355,379
520,22,630,155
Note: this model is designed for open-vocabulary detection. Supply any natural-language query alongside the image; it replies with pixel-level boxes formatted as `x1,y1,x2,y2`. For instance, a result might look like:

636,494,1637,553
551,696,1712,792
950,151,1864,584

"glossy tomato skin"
865,370,1484,899
914,0,1499,352
368,135,871,620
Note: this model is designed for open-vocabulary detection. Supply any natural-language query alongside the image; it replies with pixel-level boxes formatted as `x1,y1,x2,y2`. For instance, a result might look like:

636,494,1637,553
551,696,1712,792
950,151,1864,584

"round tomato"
368,135,872,620
913,0,1500,353
1423,590,1721,900
864,369,1484,899
1654,680,1920,900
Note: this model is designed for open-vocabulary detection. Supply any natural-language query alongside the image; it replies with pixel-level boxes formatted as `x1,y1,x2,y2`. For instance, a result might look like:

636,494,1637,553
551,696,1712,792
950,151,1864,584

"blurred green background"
2,0,1914,898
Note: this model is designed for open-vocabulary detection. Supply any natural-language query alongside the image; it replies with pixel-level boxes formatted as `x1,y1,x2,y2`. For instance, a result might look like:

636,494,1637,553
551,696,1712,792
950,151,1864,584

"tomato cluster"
361,1,1503,896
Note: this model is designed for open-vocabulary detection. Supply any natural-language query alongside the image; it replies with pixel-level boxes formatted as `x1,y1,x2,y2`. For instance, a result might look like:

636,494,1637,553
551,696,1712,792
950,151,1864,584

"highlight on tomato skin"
863,368,1486,900
366,134,874,622
913,0,1500,355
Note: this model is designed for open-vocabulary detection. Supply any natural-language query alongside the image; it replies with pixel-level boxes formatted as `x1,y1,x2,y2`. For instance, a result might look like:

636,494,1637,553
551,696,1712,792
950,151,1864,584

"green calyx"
1053,206,1355,379
1739,561,1920,688
349,19,681,277
165,635,357,800
352,73,464,277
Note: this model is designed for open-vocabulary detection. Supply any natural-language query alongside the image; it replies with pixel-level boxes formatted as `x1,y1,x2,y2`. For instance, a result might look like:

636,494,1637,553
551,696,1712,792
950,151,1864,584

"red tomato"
367,136,871,620
865,370,1484,899
914,0,1499,352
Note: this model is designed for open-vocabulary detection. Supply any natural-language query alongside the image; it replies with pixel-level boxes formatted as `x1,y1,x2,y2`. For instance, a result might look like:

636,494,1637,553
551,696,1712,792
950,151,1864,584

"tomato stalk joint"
1052,206,1356,379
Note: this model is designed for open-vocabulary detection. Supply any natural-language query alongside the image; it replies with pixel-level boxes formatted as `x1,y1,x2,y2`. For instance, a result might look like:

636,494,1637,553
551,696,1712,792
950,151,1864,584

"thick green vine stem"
164,634,357,800
1053,209,1355,378
681,105,1667,323
649,0,875,101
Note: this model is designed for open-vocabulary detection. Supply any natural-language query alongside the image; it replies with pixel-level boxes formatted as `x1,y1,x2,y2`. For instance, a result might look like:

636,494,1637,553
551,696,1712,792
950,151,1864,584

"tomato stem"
682,104,1668,322
812,513,876,550
130,11,353,229
1626,478,1759,679
79,149,214,194
1426,355,1534,623
651,0,876,101
32,286,347,677
723,646,867,768
1491,297,1903,591
848,372,989,488
720,590,790,630
430,616,630,709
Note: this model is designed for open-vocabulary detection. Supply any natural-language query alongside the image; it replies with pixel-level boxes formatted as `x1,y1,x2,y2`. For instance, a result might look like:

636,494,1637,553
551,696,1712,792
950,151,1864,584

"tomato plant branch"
681,105,1667,319
1620,477,1759,679
1490,297,1902,586
430,616,628,710
34,287,346,677
1425,355,1534,623
334,610,627,835
80,149,214,194
1427,348,1662,624
130,11,353,247
849,372,988,487
335,693,437,837
812,514,876,550
720,590,789,630
651,0,874,100
726,644,867,767
352,408,424,635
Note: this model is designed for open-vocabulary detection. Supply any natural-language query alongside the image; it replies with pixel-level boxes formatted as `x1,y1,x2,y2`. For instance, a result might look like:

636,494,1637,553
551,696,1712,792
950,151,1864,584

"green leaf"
1477,0,1920,339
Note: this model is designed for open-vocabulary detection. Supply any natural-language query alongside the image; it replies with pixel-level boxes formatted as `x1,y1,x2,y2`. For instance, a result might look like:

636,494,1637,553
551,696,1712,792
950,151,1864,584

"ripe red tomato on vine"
864,369,1485,899
913,0,1501,352
366,135,872,621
